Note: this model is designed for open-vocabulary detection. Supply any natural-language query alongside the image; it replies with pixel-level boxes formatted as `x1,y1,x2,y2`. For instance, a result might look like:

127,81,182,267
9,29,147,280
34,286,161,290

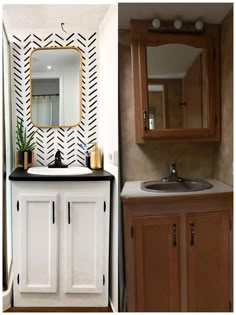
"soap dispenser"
90,144,102,170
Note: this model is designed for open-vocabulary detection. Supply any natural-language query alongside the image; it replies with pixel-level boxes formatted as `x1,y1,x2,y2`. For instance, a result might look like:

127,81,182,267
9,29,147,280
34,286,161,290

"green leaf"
16,120,37,152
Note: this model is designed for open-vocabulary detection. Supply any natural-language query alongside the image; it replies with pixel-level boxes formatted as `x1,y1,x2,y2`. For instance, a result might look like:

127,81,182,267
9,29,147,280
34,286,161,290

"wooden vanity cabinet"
186,212,230,311
134,215,181,311
122,193,233,312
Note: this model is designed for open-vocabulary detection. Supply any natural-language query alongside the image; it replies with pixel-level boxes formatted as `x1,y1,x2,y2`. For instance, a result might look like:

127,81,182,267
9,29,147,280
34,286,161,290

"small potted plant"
16,119,37,169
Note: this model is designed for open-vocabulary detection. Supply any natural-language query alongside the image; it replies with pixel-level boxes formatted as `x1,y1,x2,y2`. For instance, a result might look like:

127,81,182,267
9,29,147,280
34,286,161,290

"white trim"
2,264,13,311
109,297,117,312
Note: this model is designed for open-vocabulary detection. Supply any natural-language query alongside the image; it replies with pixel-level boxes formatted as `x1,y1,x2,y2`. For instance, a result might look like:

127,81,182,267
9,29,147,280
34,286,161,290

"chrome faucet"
162,163,184,182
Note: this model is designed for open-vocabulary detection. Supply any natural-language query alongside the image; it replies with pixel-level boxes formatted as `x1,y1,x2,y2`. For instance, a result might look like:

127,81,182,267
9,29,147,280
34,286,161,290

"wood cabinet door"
134,215,180,311
19,194,58,293
64,195,105,294
186,211,231,311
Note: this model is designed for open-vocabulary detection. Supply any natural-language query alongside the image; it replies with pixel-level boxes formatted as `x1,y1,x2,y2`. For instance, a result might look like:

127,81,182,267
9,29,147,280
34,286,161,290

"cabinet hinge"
230,219,232,231
104,201,106,212
17,274,20,284
103,274,105,286
130,226,134,238
17,200,19,211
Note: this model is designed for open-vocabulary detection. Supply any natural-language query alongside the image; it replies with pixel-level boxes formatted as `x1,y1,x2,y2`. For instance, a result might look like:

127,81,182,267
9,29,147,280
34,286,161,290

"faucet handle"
170,162,176,173
55,150,61,159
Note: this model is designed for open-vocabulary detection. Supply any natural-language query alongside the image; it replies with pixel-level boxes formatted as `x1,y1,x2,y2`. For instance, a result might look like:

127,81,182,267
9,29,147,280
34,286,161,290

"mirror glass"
147,44,208,130
31,48,81,127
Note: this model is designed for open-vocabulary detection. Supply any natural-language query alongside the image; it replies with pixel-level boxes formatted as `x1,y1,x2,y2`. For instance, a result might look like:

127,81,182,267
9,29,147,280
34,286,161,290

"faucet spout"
162,162,184,182
170,162,176,175
48,150,68,168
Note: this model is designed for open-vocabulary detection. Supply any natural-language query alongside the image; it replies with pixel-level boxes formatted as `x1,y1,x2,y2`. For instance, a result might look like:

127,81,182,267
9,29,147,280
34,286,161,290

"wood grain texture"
122,192,233,312
130,20,220,142
186,212,230,311
134,215,180,311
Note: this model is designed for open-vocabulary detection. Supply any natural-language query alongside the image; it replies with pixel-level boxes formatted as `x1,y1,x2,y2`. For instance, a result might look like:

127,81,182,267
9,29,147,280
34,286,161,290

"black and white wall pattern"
11,32,98,166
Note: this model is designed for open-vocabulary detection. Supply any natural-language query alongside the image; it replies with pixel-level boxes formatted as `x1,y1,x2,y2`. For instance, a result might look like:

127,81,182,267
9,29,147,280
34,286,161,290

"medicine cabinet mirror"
30,47,82,128
131,20,220,142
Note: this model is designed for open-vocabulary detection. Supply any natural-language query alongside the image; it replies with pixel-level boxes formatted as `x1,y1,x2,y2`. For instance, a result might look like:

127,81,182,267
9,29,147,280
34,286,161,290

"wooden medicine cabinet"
131,20,220,143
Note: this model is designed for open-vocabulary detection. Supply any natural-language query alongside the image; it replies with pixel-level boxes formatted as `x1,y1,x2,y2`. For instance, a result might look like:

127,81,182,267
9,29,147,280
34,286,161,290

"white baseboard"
2,265,13,311
109,297,117,312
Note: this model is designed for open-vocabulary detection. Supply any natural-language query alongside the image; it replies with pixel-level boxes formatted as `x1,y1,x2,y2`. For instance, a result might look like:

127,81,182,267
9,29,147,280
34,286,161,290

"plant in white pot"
16,119,37,169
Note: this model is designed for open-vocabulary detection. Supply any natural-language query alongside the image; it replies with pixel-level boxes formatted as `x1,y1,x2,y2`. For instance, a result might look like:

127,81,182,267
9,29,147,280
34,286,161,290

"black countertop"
9,168,114,181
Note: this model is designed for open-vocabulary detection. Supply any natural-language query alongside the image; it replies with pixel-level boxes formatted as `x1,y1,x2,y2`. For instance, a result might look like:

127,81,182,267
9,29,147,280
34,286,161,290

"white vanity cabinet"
18,193,59,294
11,179,111,307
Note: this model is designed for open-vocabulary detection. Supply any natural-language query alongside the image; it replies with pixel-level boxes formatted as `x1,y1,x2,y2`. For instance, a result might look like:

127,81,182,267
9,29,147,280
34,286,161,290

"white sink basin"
27,166,93,176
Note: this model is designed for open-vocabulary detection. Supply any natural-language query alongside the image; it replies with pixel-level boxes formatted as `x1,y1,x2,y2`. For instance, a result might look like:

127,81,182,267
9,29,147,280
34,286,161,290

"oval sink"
141,179,213,193
27,166,93,176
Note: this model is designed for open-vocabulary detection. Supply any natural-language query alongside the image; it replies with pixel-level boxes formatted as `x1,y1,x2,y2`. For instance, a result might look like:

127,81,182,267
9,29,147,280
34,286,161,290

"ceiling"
118,3,233,29
3,4,111,40
147,45,203,79
3,3,233,39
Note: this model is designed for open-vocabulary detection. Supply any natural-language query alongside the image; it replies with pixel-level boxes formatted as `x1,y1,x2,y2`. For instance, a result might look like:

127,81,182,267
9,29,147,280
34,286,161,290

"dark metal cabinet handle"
190,223,195,246
172,224,177,247
143,111,148,131
68,202,71,224
52,201,55,224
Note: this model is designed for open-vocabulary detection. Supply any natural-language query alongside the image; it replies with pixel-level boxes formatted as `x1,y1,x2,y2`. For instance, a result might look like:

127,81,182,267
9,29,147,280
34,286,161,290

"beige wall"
213,10,233,186
119,31,217,183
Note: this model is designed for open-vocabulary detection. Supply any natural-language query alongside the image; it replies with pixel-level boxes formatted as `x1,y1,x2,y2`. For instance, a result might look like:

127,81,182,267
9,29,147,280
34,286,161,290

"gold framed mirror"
30,47,82,128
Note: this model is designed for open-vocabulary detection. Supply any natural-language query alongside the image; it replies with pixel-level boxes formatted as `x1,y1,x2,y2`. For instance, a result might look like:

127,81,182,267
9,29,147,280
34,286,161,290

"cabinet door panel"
65,195,104,294
134,215,180,311
187,211,230,311
19,194,58,293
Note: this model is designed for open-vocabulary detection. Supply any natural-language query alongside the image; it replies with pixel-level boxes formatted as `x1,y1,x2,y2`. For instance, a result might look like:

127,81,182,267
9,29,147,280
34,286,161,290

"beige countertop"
121,178,233,199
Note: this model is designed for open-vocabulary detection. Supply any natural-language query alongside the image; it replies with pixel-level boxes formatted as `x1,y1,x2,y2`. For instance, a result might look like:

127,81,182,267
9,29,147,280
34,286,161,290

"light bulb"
152,18,161,29
195,20,204,31
174,19,183,30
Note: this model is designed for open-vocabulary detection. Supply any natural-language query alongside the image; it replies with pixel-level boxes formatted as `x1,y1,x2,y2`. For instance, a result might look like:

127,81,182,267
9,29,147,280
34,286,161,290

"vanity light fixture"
47,65,52,70
149,18,205,34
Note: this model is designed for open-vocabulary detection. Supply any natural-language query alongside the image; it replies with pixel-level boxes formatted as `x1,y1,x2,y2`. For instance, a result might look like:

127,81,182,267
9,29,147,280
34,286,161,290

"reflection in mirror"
147,44,208,130
31,48,81,127
148,83,166,129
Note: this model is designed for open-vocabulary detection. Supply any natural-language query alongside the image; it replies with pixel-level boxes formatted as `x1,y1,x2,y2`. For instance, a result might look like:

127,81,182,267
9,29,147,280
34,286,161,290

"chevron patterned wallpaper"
11,32,98,166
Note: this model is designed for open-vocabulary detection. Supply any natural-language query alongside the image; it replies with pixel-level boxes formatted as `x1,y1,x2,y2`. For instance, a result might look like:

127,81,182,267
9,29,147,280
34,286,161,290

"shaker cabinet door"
134,215,180,312
186,211,230,311
19,194,58,293
64,195,105,294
